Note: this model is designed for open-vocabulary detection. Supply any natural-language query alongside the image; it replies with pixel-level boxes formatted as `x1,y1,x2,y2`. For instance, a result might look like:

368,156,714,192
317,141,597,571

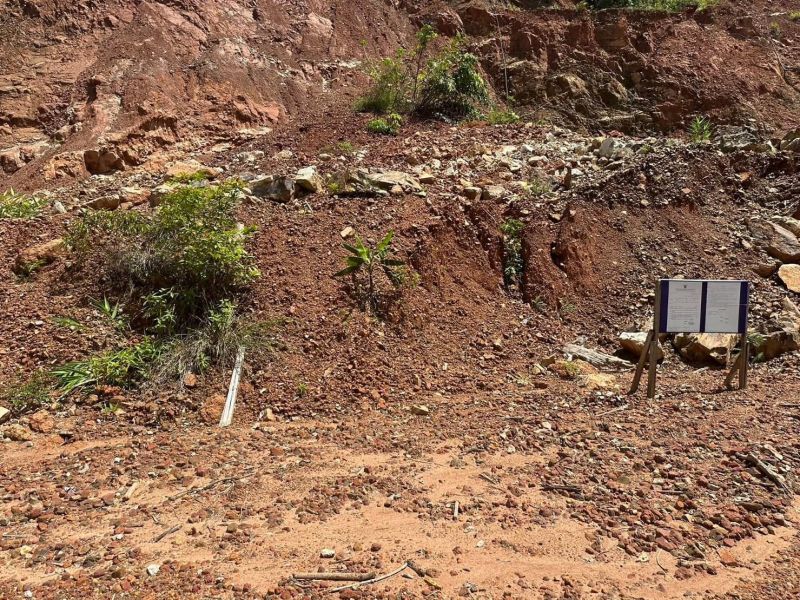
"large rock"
251,175,296,202
780,128,800,152
748,219,800,263
772,216,800,238
619,331,664,361
14,239,66,274
327,169,422,197
562,344,631,371
294,166,323,193
84,148,124,174
778,264,800,293
754,331,799,361
0,406,10,424
674,333,738,365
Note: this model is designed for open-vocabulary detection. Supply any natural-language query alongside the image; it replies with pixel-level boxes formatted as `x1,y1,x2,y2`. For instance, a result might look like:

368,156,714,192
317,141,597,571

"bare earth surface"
2,0,800,598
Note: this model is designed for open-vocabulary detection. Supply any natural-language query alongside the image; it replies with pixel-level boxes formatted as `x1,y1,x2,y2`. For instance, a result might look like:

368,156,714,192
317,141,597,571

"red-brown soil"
2,0,800,598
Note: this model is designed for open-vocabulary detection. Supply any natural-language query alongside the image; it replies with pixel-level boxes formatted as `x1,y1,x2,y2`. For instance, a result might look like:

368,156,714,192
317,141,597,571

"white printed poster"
665,280,702,333
705,281,743,333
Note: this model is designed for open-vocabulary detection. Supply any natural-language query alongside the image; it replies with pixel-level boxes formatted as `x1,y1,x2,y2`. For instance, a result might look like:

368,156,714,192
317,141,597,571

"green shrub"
486,109,520,125
589,0,717,9
1,372,53,416
0,189,45,220
790,11,800,21
500,219,525,290
366,113,403,135
59,181,266,397
69,181,259,327
689,115,713,143
357,27,489,120
167,171,212,185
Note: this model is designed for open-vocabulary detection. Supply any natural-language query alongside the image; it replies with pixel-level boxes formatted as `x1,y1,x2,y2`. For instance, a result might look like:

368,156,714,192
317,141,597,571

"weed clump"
0,189,45,220
357,26,490,120
367,113,403,135
500,219,525,291
1,372,53,416
54,182,269,395
688,115,713,143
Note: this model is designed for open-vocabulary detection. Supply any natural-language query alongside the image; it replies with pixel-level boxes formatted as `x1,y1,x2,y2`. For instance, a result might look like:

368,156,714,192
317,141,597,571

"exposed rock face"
251,176,296,203
14,239,66,274
84,149,124,175
778,264,800,293
674,333,738,366
748,220,800,263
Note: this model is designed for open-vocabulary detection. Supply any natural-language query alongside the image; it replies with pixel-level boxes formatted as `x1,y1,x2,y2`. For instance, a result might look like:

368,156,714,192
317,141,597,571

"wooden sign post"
630,279,750,398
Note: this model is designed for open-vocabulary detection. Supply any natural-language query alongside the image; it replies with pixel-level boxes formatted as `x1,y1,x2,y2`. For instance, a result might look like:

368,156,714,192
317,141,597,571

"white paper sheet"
664,280,702,333
705,281,743,333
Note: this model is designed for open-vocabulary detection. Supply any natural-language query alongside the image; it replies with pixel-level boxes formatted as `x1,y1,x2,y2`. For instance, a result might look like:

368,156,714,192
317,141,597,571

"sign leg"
739,333,748,390
646,336,659,399
629,330,653,395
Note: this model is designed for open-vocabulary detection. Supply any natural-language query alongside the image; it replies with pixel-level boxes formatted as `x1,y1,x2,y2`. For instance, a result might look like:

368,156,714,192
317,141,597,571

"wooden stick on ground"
328,562,410,594
152,524,181,543
745,453,791,494
293,572,375,582
219,346,245,427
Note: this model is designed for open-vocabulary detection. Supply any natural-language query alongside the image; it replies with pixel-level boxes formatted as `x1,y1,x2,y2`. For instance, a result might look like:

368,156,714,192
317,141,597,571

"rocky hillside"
1,1,800,599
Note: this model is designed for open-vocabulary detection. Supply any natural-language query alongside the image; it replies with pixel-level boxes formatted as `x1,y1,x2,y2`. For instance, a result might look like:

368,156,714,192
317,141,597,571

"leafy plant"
168,171,211,185
357,27,489,120
790,11,800,22
366,113,403,135
689,115,713,143
334,231,410,314
500,219,525,291
69,182,259,328
95,296,128,332
1,372,53,416
526,176,551,198
559,299,578,317
589,0,717,9
52,339,162,395
0,189,45,220
53,316,84,332
486,109,520,125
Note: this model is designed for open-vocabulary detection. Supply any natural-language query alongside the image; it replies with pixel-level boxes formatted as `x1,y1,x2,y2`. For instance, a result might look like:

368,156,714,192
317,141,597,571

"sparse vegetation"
357,26,489,120
334,231,413,315
53,316,84,332
485,109,520,125
589,0,718,10
689,115,714,143
56,182,265,395
525,176,551,198
0,189,45,220
790,11,800,22
167,171,212,185
1,371,53,416
366,113,403,135
500,219,525,291
52,339,162,395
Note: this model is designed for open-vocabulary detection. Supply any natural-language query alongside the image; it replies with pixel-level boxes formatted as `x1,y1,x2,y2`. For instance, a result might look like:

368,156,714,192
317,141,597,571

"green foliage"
59,181,266,397
95,296,128,332
526,176,551,198
589,0,717,9
0,189,45,220
334,231,411,314
485,109,520,125
357,28,489,120
1,372,53,416
416,38,489,119
790,12,800,22
366,113,403,135
500,219,525,290
69,182,259,327
52,339,162,395
167,171,211,185
689,115,713,143
53,316,84,332
16,259,46,279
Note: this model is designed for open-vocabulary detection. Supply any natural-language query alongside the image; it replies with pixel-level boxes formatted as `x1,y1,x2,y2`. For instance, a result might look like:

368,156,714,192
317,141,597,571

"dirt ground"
2,0,800,598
